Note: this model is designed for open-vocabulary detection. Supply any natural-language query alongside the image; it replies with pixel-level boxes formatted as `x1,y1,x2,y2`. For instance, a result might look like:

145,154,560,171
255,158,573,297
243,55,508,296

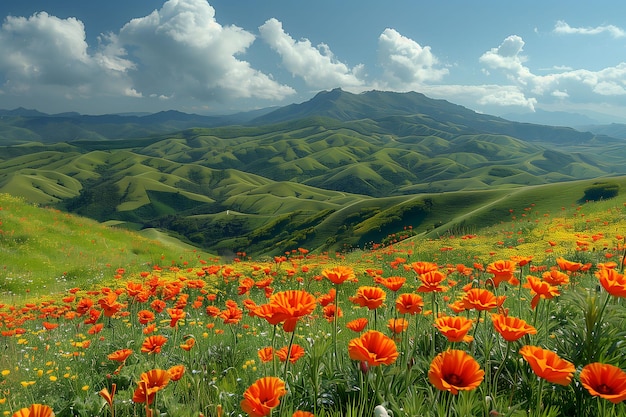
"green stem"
283,329,296,383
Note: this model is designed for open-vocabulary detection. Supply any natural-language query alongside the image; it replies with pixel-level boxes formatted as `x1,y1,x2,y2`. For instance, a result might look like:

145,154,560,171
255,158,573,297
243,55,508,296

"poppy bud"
360,360,369,375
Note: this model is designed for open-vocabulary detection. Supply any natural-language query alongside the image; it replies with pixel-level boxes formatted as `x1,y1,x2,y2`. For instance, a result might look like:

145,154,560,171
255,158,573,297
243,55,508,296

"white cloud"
258,18,365,90
116,0,294,101
377,28,449,88
479,35,626,112
554,20,626,38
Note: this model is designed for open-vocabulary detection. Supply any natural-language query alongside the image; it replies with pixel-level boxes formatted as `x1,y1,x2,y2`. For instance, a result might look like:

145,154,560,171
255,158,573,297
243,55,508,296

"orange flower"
321,266,355,285
108,348,133,362
595,267,626,298
395,293,424,315
434,316,474,343
428,349,484,395
348,330,398,366
523,276,560,309
556,257,582,272
317,288,336,307
269,290,317,332
491,314,537,342
98,293,125,317
416,270,448,293
375,276,406,292
292,411,315,417
141,335,167,355
462,288,499,311
409,261,439,275
519,345,575,386
220,305,243,325
11,404,55,417
537,268,568,285
167,365,185,381
387,318,409,334
346,318,368,332
166,308,186,327
349,286,386,310
486,259,517,286
132,369,170,405
275,344,305,364
258,347,274,363
579,362,626,404
99,384,116,412
322,304,342,322
137,310,155,325
180,337,195,351
42,322,58,331
88,323,104,335
240,377,287,417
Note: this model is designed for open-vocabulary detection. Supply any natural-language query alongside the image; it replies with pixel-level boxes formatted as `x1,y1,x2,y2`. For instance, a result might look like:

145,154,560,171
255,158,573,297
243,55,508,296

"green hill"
1,89,626,256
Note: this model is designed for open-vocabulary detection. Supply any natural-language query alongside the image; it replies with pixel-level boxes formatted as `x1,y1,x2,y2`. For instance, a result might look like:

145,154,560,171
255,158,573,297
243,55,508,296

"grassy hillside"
0,193,210,297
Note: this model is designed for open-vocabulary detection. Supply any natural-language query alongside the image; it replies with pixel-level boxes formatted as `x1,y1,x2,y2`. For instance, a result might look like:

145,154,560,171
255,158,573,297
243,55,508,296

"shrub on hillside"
581,181,619,202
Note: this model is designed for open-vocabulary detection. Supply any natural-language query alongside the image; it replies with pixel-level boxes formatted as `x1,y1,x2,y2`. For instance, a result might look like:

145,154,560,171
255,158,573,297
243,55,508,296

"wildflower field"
2,195,626,417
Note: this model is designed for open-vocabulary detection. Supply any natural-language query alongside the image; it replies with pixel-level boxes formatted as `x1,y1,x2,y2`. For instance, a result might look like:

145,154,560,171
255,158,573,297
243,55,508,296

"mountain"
2,89,626,256
501,109,601,128
578,123,626,140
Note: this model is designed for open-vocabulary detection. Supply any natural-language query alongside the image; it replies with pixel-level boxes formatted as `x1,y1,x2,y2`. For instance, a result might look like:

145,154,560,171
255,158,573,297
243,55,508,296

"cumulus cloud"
479,34,626,113
116,0,294,101
258,18,365,90
377,28,449,88
0,0,295,111
554,20,626,38
0,11,131,97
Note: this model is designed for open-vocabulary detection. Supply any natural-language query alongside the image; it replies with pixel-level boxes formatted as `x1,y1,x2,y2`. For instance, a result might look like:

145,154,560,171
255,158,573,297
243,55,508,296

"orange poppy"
416,270,448,293
269,290,317,332
108,348,133,362
486,259,517,287
461,288,499,311
556,257,582,272
11,404,55,417
348,330,398,366
579,362,626,404
220,305,243,325
349,286,386,310
375,276,406,292
88,323,104,335
137,310,155,325
240,377,287,417
322,304,342,322
387,318,409,334
275,344,306,364
42,322,58,331
167,365,185,381
491,314,537,342
132,369,170,405
595,267,626,298
98,293,125,318
141,335,167,355
317,288,336,307
523,276,560,309
395,293,424,315
541,269,570,286
292,411,315,417
99,384,116,411
166,308,186,327
428,349,484,395
409,261,439,275
346,318,369,332
258,347,274,363
434,316,474,343
321,266,355,285
519,345,575,386
180,337,195,351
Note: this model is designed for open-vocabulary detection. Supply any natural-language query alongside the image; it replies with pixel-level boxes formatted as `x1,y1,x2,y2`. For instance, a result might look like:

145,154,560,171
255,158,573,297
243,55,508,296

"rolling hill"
1,89,625,256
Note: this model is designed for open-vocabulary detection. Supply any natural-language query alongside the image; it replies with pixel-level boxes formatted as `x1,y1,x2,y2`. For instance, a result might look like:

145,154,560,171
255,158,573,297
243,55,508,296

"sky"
0,0,625,122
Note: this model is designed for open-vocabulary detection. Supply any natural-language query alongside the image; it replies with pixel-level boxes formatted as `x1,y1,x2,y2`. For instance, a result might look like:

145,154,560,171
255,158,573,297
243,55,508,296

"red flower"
580,362,626,404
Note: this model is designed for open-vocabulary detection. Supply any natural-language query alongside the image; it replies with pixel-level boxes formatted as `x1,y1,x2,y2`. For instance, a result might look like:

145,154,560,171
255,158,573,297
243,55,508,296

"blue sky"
0,0,625,122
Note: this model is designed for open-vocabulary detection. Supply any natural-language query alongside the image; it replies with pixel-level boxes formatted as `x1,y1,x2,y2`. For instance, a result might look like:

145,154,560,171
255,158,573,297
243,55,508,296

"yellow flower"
82,385,89,391
1,370,9,376
0,398,6,404
49,375,58,381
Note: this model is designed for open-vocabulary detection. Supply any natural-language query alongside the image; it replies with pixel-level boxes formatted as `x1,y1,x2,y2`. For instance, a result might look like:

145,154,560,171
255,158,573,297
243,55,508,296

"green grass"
0,194,211,298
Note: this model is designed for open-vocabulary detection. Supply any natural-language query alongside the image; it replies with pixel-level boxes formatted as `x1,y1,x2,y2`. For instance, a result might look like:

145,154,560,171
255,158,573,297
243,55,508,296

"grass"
1,191,626,416
0,194,211,298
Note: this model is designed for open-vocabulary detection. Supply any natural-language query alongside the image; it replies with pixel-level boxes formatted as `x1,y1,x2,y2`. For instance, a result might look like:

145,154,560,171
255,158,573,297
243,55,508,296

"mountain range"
1,89,625,256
